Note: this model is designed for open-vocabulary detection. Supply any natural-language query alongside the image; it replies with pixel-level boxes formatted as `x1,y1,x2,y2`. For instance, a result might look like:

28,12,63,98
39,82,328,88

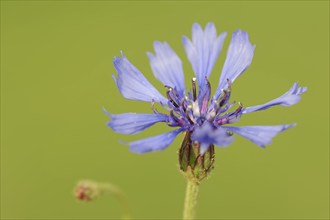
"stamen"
217,79,232,108
200,78,211,115
233,102,243,114
151,100,159,114
219,90,228,107
165,85,180,100
226,78,231,91
215,102,243,125
170,110,180,122
180,98,188,112
166,86,179,108
217,101,236,115
192,77,197,101
167,111,180,126
185,105,195,124
228,102,243,122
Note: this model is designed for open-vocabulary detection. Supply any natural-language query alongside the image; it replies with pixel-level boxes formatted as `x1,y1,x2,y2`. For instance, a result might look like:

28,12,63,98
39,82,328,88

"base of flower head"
179,132,215,183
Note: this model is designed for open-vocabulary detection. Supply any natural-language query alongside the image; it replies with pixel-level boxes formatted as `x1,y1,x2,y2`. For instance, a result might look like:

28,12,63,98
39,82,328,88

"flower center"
162,78,243,131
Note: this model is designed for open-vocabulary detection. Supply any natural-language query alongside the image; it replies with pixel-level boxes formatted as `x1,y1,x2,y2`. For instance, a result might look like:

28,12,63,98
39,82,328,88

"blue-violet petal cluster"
106,22,306,154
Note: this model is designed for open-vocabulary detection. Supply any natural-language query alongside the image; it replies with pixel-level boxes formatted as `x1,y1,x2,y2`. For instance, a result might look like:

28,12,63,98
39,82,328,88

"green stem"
183,179,200,220
99,183,131,220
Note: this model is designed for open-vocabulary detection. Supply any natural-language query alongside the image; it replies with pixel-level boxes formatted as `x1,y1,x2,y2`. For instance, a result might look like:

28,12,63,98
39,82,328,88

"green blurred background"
1,1,329,219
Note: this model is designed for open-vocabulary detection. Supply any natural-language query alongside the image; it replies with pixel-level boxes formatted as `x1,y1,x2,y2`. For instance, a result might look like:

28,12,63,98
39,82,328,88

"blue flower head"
106,22,306,156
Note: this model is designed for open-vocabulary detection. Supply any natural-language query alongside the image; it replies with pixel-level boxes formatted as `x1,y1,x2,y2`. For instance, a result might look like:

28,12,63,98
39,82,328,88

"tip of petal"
205,22,216,31
234,29,245,34
233,30,251,41
120,50,125,57
146,51,154,60
102,107,112,118
129,145,149,154
182,35,191,45
219,31,228,39
193,22,201,27
233,29,242,35
192,22,203,32
291,82,299,92
153,41,163,49
113,56,123,68
111,73,118,84
301,87,308,93
206,22,215,27
284,123,296,130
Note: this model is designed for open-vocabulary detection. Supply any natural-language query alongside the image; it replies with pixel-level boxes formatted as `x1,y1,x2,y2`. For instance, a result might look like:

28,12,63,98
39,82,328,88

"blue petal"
183,22,227,89
147,41,185,97
225,124,296,148
191,122,234,154
104,109,168,135
113,52,167,103
129,128,184,153
242,83,307,114
214,30,256,99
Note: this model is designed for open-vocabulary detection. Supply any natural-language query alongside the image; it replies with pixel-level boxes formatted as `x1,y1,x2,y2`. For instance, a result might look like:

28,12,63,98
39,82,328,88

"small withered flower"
74,180,131,218
74,180,101,201
105,23,306,182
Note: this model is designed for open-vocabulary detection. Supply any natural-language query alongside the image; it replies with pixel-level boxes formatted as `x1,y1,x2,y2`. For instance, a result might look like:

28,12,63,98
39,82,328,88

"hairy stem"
99,183,131,219
183,179,199,220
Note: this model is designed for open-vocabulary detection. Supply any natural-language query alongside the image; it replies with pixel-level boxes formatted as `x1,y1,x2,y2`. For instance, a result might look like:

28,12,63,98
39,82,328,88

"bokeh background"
1,1,329,219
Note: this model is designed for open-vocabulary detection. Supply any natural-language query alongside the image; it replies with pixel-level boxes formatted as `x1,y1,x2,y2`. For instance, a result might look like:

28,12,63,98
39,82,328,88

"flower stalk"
183,179,200,220
99,182,131,220
179,132,214,219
